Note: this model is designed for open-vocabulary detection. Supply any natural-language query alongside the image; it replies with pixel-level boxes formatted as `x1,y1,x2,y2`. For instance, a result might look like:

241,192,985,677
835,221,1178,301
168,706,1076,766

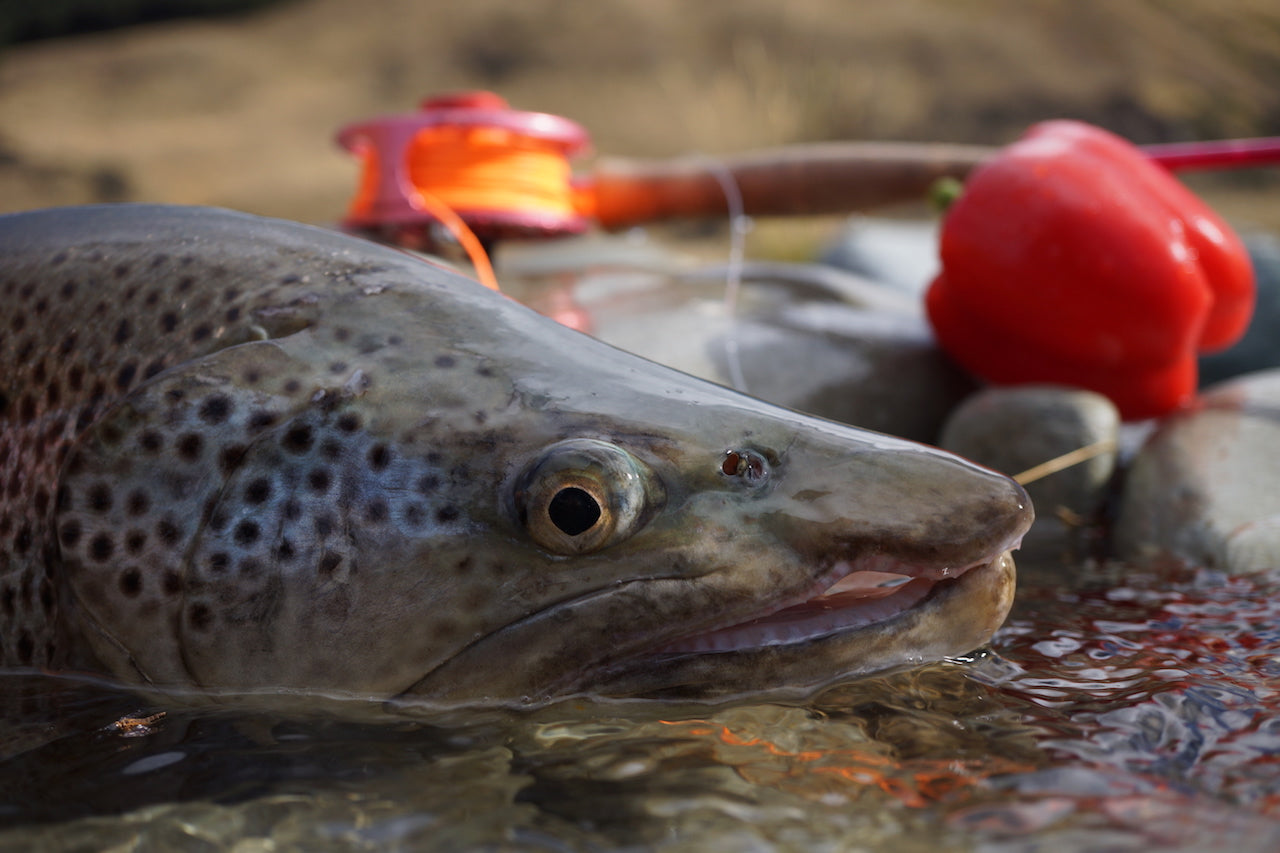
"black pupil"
548,487,602,536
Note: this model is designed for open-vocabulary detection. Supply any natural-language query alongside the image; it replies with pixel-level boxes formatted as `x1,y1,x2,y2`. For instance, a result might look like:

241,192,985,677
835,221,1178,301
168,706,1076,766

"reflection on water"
3,558,1280,851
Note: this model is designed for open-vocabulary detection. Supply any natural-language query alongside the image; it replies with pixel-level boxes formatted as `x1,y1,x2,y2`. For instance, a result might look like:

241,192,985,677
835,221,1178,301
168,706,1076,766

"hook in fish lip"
652,550,1016,655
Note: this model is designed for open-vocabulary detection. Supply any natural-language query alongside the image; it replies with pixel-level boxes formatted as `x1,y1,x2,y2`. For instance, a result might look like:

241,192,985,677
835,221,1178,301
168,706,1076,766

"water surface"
3,553,1280,851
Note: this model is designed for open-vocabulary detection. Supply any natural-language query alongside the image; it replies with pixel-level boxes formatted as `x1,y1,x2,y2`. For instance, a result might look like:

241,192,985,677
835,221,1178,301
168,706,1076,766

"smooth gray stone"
818,217,940,294
1115,368,1280,572
1199,232,1280,386
940,386,1120,556
572,268,972,442
500,240,973,442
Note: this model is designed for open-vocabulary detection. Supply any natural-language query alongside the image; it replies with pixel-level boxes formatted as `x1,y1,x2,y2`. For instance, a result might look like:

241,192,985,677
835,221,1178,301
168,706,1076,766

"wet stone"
940,385,1119,552
1114,368,1280,573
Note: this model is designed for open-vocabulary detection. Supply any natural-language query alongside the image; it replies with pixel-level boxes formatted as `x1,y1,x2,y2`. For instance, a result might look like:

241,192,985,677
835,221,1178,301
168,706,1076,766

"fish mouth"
654,551,1012,655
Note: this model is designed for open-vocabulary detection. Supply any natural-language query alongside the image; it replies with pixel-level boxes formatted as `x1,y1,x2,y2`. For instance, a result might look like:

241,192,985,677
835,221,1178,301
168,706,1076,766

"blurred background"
2,0,1278,229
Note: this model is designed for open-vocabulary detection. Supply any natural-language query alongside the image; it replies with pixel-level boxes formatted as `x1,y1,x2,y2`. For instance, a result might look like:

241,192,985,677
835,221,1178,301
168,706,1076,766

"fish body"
0,205,1031,704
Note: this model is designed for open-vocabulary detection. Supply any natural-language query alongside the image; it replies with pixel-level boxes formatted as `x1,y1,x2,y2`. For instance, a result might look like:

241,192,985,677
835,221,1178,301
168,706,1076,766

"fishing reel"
336,91,593,252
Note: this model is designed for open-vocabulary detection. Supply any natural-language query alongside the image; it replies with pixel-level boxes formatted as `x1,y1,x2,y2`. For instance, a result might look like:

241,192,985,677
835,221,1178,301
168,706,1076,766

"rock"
818,217,940,294
501,241,973,442
1114,368,1280,572
940,386,1120,557
1199,232,1280,385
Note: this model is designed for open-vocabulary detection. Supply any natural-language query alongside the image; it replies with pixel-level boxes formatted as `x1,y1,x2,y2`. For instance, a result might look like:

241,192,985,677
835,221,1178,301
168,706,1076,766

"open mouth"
656,555,1001,654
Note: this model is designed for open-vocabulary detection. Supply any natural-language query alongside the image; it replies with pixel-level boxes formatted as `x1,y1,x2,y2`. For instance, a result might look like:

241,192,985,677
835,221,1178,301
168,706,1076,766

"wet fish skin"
0,204,1031,704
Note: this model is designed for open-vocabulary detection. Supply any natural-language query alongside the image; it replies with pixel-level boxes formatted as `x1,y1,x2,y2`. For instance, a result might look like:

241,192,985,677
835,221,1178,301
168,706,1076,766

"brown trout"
0,204,1031,705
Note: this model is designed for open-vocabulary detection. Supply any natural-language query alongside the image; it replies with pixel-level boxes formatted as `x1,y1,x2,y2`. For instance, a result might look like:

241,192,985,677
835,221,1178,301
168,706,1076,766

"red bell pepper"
925,120,1255,420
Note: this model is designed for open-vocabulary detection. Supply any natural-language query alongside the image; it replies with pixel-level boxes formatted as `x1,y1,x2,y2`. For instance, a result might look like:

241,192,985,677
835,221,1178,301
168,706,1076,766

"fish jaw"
582,551,1019,700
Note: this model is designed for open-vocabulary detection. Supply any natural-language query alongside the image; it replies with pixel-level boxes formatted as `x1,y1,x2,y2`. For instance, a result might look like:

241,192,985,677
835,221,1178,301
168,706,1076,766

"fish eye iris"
548,487,602,536
515,439,664,556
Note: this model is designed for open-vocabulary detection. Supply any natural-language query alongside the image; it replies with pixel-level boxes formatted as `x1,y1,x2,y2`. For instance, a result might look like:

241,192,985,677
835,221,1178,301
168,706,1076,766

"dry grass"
1,0,1278,226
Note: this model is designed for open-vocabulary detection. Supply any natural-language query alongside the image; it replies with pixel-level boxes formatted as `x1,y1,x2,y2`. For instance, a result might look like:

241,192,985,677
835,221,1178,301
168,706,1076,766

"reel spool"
336,91,592,248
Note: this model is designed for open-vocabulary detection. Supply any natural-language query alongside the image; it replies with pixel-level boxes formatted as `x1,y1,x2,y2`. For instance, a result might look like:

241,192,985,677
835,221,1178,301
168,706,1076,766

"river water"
3,549,1280,851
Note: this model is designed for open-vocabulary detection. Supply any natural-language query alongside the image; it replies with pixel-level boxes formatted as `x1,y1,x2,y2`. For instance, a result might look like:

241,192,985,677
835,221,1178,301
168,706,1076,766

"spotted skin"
0,205,1032,705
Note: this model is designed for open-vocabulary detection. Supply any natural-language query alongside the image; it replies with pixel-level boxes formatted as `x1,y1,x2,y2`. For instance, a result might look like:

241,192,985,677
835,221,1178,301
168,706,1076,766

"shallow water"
3,553,1280,851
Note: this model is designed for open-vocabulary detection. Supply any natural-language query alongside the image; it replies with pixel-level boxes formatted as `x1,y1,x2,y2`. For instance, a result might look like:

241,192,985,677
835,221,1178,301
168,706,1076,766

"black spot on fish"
13,523,32,554
143,359,166,380
66,364,85,393
244,478,271,504
87,483,113,513
191,323,212,343
124,530,146,555
367,444,391,471
234,519,260,546
307,468,331,492
277,539,295,561
89,534,114,562
156,518,180,546
114,319,131,344
320,438,342,461
188,603,212,631
126,489,150,516
434,355,456,369
437,506,460,523
416,474,440,495
314,515,334,537
282,424,313,454
208,552,229,573
115,362,137,391
162,570,182,597
98,421,123,447
199,394,234,425
219,444,247,474
317,550,342,576
336,413,360,433
176,433,203,461
160,312,179,333
247,410,276,430
402,504,426,528
139,430,163,453
119,568,142,597
365,500,388,523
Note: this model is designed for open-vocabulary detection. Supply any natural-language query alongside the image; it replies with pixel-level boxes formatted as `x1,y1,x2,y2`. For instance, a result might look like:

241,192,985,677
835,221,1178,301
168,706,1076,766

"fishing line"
408,187,501,292
1012,438,1117,486
703,155,751,393
405,126,584,230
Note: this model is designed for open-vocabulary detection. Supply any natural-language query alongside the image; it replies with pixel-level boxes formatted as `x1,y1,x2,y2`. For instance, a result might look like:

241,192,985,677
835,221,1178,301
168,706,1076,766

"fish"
0,204,1032,706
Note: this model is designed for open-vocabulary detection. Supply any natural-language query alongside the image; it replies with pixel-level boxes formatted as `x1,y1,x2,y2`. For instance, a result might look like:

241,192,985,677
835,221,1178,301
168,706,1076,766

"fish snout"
766,434,1034,576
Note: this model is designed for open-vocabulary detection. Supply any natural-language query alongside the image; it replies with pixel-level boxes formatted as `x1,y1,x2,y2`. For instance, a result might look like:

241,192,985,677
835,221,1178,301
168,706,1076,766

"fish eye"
516,439,662,555
721,449,769,484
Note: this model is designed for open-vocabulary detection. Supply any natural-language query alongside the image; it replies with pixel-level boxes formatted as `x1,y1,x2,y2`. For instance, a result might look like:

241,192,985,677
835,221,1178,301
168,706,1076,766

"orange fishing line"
406,126,585,222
